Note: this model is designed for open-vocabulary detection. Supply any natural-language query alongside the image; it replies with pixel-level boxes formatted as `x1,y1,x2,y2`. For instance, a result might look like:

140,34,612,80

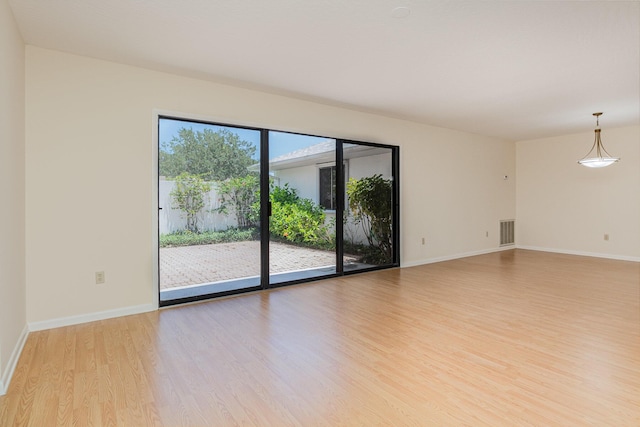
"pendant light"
577,112,620,168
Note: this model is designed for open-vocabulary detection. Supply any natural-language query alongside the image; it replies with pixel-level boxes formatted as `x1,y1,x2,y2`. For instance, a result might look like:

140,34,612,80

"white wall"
274,165,318,202
349,153,392,180
274,153,393,205
0,0,27,394
25,46,515,324
516,125,640,260
159,179,238,234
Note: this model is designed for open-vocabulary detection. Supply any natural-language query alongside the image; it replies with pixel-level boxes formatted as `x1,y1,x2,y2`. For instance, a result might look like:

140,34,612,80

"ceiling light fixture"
578,112,620,168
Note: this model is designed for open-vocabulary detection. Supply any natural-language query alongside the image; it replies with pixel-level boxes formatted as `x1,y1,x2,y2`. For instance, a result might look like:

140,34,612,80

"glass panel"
343,143,394,271
319,166,337,210
159,118,261,302
268,131,337,285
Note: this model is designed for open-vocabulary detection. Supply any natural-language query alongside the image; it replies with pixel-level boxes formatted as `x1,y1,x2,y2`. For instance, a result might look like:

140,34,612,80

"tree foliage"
215,174,260,229
346,174,393,264
170,172,211,233
160,128,257,181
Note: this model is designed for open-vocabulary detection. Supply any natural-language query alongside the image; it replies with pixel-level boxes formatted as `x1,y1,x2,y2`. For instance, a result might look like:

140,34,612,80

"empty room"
1,0,639,426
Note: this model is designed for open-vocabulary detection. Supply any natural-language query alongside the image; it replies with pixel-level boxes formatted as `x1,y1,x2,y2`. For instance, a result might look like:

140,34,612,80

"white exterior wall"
274,165,318,202
275,152,393,206
348,153,392,180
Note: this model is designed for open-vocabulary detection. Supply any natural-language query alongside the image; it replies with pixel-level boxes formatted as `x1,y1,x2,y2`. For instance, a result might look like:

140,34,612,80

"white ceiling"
8,0,640,141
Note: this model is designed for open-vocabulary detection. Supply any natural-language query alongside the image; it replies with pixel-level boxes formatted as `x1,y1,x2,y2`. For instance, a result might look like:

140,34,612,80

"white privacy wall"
158,179,240,234
25,46,515,324
516,125,640,261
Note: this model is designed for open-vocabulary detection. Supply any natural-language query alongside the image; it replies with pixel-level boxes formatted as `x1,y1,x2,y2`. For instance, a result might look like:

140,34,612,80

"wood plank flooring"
1,249,639,426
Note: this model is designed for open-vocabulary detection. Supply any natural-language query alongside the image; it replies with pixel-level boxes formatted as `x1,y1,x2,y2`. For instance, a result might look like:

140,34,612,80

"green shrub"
214,174,259,228
265,184,333,247
170,172,211,233
346,174,393,264
160,228,259,248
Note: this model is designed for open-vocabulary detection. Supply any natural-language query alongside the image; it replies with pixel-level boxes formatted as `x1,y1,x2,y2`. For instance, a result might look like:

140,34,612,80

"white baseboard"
28,303,156,332
401,246,515,268
516,245,640,263
2,304,156,395
0,324,29,396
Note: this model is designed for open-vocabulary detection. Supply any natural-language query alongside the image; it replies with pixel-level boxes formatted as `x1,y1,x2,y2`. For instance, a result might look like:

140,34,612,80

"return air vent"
500,220,515,246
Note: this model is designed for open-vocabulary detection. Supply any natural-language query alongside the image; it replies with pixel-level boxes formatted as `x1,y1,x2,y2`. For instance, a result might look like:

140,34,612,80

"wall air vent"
500,220,515,246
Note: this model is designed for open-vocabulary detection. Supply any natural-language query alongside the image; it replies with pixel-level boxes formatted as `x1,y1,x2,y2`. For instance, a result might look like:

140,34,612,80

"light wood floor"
1,249,638,426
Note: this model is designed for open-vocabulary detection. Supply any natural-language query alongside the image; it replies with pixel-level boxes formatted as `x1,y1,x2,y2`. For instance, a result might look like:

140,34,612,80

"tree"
215,174,260,228
160,128,257,181
170,172,211,233
346,174,393,263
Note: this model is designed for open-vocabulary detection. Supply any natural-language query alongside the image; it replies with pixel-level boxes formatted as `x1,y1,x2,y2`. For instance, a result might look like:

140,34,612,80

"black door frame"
158,117,400,307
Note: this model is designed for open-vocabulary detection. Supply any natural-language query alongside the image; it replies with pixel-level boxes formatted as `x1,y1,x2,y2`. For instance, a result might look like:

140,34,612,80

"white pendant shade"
578,113,620,168
578,157,619,168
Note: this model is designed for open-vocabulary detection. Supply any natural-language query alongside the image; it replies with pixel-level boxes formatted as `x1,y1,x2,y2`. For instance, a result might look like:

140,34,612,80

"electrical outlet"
95,271,105,284
421,237,425,245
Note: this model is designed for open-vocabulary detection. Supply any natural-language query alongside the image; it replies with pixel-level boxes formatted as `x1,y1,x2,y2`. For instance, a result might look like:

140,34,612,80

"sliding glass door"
342,142,397,272
268,132,338,285
158,118,262,302
158,117,399,305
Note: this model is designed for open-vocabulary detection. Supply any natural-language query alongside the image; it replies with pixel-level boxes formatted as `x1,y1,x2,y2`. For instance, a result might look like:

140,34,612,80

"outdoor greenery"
160,228,259,248
214,174,260,228
170,172,211,233
160,128,256,181
162,127,259,234
160,126,392,265
262,183,333,247
346,174,393,264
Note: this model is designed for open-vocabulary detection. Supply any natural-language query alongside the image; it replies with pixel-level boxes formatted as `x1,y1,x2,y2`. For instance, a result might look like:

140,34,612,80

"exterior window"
319,166,336,210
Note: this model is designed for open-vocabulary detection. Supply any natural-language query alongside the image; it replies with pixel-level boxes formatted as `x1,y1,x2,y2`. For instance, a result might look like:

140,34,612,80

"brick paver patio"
160,241,358,290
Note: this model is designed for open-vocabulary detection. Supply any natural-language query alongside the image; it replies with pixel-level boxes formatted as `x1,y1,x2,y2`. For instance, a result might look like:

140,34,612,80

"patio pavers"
160,241,357,290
